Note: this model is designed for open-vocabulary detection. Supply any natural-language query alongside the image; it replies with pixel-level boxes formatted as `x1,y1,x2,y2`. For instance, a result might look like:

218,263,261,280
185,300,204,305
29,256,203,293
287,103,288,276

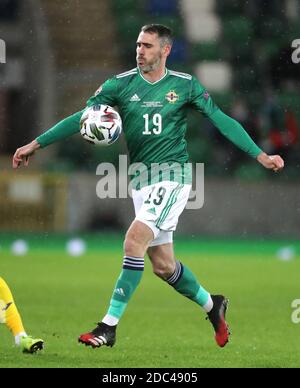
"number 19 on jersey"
143,113,162,135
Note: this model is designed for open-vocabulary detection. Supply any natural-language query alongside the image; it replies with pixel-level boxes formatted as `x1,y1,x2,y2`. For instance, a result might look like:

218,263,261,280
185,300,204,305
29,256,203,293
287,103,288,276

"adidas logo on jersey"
130,94,141,102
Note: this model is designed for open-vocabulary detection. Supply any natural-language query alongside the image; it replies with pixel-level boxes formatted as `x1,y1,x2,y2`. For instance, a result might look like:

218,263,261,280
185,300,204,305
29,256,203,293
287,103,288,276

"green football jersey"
86,68,218,167
36,67,262,188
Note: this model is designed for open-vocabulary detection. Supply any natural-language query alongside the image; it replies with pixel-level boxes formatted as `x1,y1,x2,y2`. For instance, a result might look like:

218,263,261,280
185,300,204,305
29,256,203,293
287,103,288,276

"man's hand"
12,140,41,169
257,152,284,172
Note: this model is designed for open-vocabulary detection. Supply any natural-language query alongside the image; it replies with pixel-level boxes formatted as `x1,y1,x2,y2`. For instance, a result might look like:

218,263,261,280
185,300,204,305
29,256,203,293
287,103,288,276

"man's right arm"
13,139,41,169
12,77,119,169
36,111,83,148
12,111,83,169
34,77,118,150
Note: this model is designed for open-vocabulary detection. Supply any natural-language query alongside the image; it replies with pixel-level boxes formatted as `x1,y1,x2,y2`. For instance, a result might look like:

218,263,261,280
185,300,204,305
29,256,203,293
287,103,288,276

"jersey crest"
166,90,179,104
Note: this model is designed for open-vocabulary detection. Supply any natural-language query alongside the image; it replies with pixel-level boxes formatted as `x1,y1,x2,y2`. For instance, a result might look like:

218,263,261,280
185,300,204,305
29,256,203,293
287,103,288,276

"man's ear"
164,44,172,57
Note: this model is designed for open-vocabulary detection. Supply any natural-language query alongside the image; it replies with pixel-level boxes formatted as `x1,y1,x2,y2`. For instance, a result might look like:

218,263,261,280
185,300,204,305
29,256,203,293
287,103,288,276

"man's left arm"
189,76,284,172
209,109,284,172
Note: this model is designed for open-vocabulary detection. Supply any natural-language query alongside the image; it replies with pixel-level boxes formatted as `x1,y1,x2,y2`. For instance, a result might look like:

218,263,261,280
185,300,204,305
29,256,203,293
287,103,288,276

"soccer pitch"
0,235,299,368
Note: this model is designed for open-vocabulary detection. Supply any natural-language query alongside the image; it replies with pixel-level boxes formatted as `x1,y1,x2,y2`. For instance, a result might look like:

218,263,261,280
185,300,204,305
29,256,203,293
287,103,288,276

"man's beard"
137,55,162,73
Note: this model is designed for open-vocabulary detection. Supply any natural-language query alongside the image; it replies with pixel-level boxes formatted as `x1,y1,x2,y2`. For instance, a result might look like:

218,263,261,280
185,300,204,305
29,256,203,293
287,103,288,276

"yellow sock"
0,277,25,337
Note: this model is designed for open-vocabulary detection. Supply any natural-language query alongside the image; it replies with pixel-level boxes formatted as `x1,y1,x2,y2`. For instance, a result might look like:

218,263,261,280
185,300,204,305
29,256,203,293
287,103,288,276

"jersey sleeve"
36,77,119,148
86,77,118,107
36,111,83,148
208,109,263,158
189,76,219,117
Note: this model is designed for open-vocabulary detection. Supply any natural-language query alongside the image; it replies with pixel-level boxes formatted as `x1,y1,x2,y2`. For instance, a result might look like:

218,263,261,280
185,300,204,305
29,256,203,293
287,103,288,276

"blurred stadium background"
0,0,299,237
0,0,300,368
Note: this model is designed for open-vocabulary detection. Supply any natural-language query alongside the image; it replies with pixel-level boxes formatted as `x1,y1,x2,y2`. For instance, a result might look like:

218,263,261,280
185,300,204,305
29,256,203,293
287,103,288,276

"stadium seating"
168,38,188,64
189,42,224,62
41,0,119,68
181,0,221,42
180,0,215,14
195,62,232,92
0,0,19,21
146,0,178,16
113,0,187,67
222,17,254,46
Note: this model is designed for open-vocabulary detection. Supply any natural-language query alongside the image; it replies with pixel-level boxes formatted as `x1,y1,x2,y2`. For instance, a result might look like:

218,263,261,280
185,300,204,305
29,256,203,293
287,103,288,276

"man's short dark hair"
140,24,173,46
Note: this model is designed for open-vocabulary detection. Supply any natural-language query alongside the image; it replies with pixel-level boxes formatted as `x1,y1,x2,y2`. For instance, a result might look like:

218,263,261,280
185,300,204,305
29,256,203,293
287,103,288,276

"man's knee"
149,252,175,280
153,265,173,280
124,221,153,257
124,234,140,256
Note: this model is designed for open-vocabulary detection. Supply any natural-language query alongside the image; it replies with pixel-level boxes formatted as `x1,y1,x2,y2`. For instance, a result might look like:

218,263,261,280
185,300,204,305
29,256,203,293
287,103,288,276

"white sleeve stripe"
169,70,192,80
116,69,138,78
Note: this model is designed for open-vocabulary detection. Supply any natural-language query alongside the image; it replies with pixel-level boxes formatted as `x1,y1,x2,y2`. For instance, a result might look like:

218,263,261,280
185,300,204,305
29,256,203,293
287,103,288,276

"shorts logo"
166,90,179,104
147,207,157,215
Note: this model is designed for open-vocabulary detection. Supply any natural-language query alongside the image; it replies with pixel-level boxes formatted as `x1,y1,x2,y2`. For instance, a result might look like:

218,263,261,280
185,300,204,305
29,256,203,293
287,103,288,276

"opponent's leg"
0,277,44,353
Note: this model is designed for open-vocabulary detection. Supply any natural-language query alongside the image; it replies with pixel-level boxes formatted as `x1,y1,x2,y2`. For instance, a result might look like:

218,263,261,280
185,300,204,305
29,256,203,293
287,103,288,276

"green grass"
0,236,300,368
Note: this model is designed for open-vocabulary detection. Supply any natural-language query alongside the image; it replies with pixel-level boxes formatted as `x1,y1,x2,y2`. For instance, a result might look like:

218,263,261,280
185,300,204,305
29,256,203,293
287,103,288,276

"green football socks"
103,256,144,324
167,260,212,312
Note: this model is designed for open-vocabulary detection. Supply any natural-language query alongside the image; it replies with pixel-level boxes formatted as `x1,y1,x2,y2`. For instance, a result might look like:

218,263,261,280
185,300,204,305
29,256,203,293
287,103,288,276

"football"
80,104,122,146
